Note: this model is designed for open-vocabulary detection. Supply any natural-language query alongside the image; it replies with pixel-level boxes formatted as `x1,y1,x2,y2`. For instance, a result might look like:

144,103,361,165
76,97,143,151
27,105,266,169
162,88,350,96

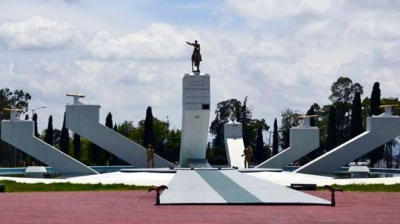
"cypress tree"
370,82,382,116
306,106,316,127
45,115,54,146
255,125,264,164
272,118,279,156
60,112,69,154
350,92,363,138
104,112,115,164
326,105,337,151
368,82,384,167
143,107,154,148
113,123,118,132
32,113,39,138
91,143,100,165
73,133,81,160
105,113,113,129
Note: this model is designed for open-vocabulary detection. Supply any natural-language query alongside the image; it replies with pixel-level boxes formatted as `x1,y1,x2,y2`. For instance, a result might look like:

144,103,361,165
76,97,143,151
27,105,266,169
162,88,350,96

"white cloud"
0,15,85,51
344,13,400,39
336,43,400,98
87,23,198,60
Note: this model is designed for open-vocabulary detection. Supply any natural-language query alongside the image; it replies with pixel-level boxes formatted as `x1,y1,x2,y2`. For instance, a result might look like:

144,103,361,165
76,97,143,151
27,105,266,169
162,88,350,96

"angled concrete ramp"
295,108,400,175
257,117,319,169
224,121,245,168
160,170,330,205
65,96,173,168
1,112,97,175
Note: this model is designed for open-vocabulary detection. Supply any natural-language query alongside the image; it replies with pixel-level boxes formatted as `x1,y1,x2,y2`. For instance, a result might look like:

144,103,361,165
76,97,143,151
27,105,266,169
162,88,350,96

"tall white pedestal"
179,73,210,167
256,117,319,169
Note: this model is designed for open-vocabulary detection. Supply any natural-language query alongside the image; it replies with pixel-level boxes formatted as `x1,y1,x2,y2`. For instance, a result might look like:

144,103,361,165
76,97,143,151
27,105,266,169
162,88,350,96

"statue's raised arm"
186,40,202,72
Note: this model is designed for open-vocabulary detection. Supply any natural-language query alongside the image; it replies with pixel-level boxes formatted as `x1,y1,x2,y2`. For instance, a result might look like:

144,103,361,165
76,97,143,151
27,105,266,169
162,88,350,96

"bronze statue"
186,40,202,72
324,185,343,207
148,185,168,205
147,144,155,168
241,146,253,168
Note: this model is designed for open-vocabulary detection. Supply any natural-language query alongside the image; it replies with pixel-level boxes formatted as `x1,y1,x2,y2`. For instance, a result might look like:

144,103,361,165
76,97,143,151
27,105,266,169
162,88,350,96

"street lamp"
31,106,46,117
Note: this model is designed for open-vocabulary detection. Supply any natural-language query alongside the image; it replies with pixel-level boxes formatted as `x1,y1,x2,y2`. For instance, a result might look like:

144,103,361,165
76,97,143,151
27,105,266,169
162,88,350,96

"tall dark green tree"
350,92,363,138
73,133,81,159
272,118,279,156
113,124,118,132
32,113,39,138
45,115,54,146
90,143,100,165
306,105,316,127
254,123,264,164
143,107,154,149
326,105,337,151
60,112,69,155
367,82,384,167
0,88,31,115
105,113,113,129
370,82,382,116
279,108,300,149
329,77,363,145
104,112,116,164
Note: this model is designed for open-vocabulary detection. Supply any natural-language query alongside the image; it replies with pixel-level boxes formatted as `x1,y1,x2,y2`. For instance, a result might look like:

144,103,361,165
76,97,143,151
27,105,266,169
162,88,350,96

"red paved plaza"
0,191,399,224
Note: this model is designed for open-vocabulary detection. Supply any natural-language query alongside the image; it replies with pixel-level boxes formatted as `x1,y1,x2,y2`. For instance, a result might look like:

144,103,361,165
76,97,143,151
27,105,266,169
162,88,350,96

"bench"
290,183,317,190
0,184,5,193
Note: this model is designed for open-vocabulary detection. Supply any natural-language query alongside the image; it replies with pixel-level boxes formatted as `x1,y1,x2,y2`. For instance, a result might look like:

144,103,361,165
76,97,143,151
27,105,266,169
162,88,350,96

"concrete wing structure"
224,120,245,168
65,97,173,168
1,111,97,175
256,117,319,169
295,107,400,175
179,73,211,167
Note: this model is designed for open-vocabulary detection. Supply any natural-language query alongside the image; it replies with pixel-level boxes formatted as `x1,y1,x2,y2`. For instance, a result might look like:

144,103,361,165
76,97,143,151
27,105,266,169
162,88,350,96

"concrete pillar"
179,72,211,167
256,117,319,169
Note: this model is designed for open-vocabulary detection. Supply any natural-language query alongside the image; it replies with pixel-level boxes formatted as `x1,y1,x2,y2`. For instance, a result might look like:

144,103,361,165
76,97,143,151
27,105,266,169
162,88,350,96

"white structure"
65,94,173,168
348,162,370,178
224,120,245,168
179,73,211,167
1,109,97,175
295,106,400,175
256,116,319,169
25,166,48,178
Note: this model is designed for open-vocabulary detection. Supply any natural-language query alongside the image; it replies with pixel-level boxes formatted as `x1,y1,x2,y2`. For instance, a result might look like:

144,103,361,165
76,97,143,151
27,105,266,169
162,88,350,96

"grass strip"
317,183,400,192
0,180,151,192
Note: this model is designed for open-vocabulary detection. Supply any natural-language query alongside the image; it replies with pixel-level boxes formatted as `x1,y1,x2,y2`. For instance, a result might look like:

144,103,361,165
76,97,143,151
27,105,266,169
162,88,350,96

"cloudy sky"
1,0,400,136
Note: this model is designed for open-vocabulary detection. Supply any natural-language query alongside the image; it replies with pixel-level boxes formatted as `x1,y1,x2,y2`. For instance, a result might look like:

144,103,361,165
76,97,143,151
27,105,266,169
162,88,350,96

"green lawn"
0,180,150,192
317,184,400,192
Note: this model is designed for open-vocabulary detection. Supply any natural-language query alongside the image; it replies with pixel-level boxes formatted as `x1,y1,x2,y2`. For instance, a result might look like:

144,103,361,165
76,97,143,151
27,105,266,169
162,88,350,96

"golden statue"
147,144,155,168
242,146,253,168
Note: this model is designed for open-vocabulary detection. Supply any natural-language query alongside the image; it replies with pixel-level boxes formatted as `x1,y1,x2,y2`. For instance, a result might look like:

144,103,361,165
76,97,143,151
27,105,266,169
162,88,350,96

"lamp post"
31,106,46,117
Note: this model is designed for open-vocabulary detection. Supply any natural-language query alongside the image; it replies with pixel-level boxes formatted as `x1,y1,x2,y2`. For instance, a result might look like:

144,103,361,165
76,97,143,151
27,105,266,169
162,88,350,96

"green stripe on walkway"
196,170,262,203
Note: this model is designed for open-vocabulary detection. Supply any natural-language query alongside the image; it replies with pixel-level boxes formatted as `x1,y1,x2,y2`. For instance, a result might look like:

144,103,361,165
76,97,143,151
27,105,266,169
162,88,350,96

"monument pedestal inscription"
179,73,210,167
